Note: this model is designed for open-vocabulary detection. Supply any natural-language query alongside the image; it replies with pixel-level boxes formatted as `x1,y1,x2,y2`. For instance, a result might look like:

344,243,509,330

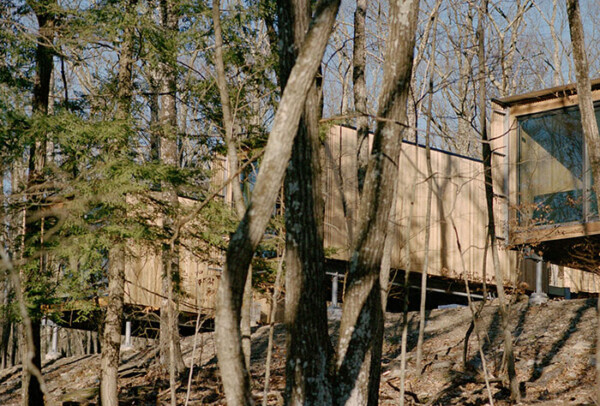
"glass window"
517,105,600,227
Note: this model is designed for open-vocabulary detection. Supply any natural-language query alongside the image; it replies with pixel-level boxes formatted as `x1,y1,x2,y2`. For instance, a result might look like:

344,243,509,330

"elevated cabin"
323,125,600,296
492,80,600,273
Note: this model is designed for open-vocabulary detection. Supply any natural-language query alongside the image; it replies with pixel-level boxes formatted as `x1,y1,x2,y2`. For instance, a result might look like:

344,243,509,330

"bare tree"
214,0,341,403
277,0,334,403
211,0,255,373
566,0,600,403
335,1,420,404
478,0,520,401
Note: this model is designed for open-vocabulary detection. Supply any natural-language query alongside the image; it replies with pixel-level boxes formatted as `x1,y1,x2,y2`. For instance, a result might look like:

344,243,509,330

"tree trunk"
157,0,186,384
22,1,56,404
215,1,340,403
477,0,519,401
566,1,600,403
416,6,440,374
278,0,333,403
100,247,125,406
350,0,367,240
100,1,137,404
335,1,420,404
212,0,253,372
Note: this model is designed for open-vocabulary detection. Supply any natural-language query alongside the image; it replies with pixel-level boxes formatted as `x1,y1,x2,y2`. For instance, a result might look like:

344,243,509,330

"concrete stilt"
529,254,549,305
122,320,134,351
45,325,61,361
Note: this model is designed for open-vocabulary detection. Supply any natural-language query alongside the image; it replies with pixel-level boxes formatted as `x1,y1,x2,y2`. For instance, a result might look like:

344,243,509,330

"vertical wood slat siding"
323,124,516,286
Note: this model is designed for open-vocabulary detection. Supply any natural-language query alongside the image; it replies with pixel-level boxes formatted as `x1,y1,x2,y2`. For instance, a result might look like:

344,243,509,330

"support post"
331,273,338,306
526,248,548,305
122,320,133,351
45,324,60,361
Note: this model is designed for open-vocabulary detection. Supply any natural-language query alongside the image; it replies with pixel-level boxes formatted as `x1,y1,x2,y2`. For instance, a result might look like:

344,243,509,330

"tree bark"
157,0,186,387
477,0,519,401
214,1,340,403
211,0,254,372
22,1,56,405
100,1,137,404
100,247,125,406
353,0,368,198
566,1,600,403
277,0,333,403
335,1,420,404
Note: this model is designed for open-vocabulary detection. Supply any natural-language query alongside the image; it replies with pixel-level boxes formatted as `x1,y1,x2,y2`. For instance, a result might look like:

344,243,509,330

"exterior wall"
324,125,600,293
323,125,518,286
123,194,222,314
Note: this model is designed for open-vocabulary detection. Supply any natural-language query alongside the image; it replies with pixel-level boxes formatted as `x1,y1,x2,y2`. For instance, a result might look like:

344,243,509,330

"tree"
212,0,254,372
335,1,420,404
22,1,56,404
477,0,519,401
566,0,600,403
157,1,186,404
277,0,334,403
99,1,137,405
214,0,341,403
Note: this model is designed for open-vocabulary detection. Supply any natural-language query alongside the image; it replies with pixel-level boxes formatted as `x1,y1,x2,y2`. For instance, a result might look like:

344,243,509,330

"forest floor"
0,296,597,405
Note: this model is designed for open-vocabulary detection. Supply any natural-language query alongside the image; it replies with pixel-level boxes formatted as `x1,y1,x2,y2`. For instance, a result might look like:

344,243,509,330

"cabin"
492,80,600,273
54,116,600,342
323,124,600,302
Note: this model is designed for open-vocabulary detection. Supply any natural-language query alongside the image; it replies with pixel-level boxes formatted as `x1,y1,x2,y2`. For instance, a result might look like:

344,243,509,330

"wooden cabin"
119,117,600,326
323,124,600,295
492,80,600,273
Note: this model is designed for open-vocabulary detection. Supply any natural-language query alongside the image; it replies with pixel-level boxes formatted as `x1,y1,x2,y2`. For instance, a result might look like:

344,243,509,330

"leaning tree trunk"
335,1,420,404
100,1,137,404
477,0,519,401
212,0,253,371
566,1,600,403
214,1,341,403
278,0,333,403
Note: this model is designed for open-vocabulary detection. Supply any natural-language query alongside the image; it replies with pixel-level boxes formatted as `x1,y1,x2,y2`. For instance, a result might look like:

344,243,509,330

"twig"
185,312,203,406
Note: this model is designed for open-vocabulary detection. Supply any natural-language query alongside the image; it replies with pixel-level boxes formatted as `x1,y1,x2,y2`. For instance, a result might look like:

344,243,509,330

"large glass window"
518,106,599,227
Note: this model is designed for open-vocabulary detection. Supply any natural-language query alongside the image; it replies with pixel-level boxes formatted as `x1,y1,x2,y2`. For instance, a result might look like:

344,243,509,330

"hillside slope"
0,297,597,405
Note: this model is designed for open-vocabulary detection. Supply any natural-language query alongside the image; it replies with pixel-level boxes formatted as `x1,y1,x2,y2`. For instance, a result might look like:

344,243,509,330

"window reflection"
518,105,599,226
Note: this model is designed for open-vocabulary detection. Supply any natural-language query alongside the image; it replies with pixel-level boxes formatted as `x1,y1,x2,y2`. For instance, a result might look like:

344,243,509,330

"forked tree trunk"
477,0,519,401
214,1,340,403
278,0,333,403
100,1,137,404
566,1,600,403
335,1,420,404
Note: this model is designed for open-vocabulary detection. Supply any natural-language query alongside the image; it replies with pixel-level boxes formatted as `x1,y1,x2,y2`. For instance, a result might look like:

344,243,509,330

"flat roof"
492,78,600,108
